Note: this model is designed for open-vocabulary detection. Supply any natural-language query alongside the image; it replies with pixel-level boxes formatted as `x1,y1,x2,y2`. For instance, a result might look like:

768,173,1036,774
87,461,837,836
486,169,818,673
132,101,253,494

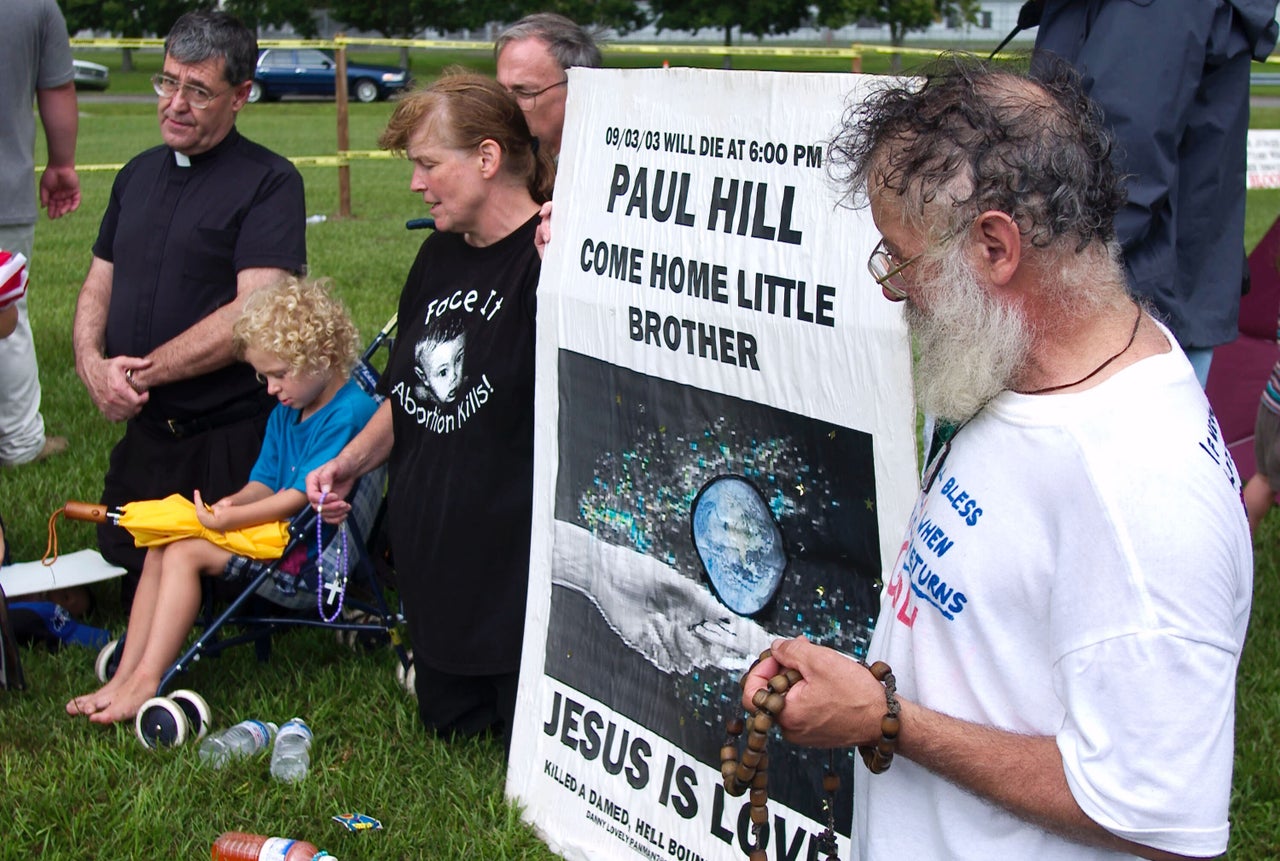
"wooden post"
851,48,862,74
335,37,352,219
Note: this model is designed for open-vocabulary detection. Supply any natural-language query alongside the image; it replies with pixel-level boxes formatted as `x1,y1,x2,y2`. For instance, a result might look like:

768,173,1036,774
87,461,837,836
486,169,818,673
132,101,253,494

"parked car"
72,59,110,91
249,48,409,104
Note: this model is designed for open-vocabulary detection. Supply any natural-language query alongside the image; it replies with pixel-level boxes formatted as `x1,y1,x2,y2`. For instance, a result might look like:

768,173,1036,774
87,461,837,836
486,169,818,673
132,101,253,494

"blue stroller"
67,317,411,748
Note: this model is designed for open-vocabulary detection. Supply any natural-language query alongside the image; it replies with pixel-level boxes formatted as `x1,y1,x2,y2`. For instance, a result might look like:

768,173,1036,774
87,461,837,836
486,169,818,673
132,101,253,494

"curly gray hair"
829,54,1125,255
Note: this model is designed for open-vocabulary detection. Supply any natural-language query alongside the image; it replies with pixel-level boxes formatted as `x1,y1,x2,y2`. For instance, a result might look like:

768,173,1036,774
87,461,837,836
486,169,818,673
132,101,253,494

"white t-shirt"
855,336,1252,860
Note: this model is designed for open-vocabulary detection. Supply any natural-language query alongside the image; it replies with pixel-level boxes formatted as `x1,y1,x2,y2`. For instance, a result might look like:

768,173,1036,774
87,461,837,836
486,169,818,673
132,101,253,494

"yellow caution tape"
70,37,162,48
335,37,495,51
64,35,958,61
608,44,859,58
256,39,334,48
38,150,400,174
848,42,961,58
288,156,348,168
48,163,127,172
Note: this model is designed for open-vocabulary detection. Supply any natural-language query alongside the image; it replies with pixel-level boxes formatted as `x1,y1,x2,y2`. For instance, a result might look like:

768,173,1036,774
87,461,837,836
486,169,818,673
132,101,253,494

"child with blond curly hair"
67,277,377,724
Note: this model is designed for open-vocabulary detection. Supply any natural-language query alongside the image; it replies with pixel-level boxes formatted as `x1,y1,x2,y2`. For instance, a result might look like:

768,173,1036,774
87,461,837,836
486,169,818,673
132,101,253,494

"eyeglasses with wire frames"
151,73,231,110
504,78,567,109
867,239,921,301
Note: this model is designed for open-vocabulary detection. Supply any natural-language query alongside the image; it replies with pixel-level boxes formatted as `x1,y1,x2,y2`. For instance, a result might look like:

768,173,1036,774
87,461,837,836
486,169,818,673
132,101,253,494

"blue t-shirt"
249,378,377,493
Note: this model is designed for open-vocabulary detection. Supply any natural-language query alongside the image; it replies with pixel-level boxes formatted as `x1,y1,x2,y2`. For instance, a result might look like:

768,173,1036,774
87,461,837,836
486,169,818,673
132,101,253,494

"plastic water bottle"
198,719,277,769
305,214,327,225
270,717,312,783
210,831,331,860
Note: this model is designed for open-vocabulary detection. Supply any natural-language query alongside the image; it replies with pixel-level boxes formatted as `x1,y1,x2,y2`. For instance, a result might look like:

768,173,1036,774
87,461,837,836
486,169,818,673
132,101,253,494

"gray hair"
495,13,602,70
829,54,1124,255
164,10,258,86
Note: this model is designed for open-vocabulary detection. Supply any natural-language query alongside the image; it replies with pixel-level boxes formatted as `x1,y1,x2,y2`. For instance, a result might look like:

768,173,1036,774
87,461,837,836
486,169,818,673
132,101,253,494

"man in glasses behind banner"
72,10,305,610
495,13,602,161
743,56,1251,861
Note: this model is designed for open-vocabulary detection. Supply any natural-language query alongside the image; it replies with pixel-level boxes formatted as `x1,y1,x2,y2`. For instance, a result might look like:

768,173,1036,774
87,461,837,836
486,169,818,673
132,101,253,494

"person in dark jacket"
1030,0,1279,386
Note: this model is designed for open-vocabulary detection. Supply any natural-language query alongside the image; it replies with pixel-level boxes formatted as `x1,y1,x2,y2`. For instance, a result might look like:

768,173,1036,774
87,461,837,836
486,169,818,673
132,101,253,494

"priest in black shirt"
72,10,305,606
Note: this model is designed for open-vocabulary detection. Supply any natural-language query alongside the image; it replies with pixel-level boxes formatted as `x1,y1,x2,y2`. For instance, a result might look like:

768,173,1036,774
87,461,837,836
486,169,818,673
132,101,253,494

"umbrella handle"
45,502,120,567
62,501,111,524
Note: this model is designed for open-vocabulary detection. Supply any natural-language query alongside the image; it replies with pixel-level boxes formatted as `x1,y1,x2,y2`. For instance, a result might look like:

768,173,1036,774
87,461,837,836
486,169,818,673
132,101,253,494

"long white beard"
905,250,1032,425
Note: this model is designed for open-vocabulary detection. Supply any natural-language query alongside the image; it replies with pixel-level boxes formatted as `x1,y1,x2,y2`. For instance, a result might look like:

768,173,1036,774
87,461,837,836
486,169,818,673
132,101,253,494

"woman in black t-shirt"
306,73,555,745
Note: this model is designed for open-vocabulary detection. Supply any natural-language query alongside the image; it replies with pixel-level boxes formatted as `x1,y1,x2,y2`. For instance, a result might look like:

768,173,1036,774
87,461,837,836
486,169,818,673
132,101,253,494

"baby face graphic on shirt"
414,329,466,405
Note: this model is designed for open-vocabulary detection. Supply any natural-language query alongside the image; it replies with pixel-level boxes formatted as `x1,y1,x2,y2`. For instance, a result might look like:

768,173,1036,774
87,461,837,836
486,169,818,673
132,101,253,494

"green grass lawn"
4,55,1280,859
6,77,546,861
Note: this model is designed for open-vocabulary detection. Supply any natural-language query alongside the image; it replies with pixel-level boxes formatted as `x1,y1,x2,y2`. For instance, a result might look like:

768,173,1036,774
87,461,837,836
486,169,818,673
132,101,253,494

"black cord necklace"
925,303,1144,493
1018,303,1143,396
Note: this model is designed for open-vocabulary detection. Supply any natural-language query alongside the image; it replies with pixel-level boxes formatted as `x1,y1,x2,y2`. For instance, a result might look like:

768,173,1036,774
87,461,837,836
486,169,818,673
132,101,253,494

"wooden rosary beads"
721,650,838,861
858,661,900,774
720,650,902,861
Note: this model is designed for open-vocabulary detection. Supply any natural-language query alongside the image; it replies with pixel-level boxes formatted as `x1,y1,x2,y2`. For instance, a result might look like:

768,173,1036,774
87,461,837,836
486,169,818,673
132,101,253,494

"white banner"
1247,129,1280,189
508,67,918,861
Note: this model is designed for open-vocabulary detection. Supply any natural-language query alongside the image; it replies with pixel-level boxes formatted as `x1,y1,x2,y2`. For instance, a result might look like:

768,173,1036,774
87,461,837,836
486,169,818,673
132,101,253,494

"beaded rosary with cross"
315,491,350,623
720,649,900,861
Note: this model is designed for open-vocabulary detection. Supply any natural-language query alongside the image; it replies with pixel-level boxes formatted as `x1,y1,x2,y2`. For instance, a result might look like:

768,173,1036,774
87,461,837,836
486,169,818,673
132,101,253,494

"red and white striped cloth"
0,249,28,310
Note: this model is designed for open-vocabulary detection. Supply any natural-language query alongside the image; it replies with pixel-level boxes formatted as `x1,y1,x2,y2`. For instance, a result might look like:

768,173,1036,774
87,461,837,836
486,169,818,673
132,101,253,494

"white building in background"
409,1,1038,47
296,1,1036,46
299,2,1279,51
601,0,1033,46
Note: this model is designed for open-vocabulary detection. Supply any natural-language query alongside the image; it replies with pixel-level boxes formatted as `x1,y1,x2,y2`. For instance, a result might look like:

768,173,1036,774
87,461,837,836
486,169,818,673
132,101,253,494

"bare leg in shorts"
66,537,232,724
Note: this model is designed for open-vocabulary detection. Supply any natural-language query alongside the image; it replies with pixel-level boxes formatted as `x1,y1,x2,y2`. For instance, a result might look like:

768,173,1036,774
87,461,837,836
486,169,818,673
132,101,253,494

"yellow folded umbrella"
61,494,289,560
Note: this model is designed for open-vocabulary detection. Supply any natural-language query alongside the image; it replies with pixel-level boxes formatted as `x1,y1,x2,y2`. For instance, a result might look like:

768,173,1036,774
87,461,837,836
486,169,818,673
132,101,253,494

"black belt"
137,398,270,440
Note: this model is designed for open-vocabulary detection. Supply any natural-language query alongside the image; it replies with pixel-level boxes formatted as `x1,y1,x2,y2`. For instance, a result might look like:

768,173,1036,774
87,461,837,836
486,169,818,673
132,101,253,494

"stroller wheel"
95,638,122,683
136,696,189,749
169,689,211,741
396,649,416,697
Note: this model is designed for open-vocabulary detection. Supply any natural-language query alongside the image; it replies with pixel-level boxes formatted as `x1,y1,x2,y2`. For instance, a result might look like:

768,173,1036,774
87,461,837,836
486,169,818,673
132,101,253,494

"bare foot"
67,680,121,717
87,675,158,724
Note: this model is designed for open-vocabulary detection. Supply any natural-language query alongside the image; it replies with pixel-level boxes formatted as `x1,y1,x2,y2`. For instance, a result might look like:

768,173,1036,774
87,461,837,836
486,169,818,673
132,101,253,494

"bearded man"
744,58,1251,861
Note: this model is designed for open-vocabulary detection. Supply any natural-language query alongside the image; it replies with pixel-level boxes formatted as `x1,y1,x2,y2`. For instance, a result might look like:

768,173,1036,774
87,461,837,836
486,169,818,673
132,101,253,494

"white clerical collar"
174,151,191,167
